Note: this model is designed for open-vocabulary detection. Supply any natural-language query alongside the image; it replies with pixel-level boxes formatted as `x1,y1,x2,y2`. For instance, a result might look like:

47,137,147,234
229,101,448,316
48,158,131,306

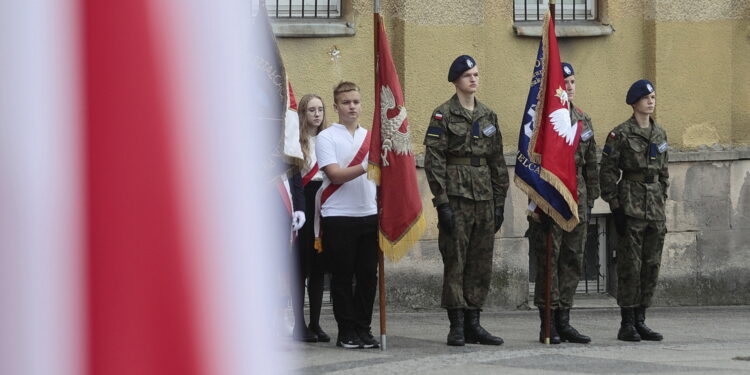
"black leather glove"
613,207,627,236
494,207,504,233
436,203,454,235
538,212,553,233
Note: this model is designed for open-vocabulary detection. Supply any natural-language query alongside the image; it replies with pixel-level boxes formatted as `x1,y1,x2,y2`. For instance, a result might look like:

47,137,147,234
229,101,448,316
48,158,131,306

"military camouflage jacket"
423,94,509,208
600,116,669,220
571,103,600,218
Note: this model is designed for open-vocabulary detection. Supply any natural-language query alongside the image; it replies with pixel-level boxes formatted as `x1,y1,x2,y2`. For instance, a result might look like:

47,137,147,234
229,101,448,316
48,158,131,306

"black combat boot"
634,307,663,341
446,309,465,346
556,309,591,344
464,309,503,345
538,307,561,344
617,307,642,342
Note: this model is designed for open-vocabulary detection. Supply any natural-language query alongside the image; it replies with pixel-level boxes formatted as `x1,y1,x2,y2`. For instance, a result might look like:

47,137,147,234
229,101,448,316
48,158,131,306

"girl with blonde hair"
291,93,330,342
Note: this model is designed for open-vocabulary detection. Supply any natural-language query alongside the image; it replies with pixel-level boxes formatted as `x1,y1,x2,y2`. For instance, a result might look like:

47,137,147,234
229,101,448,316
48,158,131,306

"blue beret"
448,55,477,82
626,79,655,105
562,62,574,78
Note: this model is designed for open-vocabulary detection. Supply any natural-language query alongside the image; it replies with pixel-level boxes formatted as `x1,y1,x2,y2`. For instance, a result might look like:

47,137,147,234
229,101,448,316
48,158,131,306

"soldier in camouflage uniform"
600,79,668,342
529,63,599,345
423,55,509,346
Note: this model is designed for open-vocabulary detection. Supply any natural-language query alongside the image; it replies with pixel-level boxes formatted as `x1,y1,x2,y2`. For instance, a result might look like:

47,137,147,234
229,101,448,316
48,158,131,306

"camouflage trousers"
438,196,495,310
617,217,666,308
530,217,587,310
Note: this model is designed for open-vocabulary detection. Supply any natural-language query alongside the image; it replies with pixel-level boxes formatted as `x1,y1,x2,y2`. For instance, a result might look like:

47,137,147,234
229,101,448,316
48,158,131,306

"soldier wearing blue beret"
600,79,668,342
423,55,509,346
528,62,599,345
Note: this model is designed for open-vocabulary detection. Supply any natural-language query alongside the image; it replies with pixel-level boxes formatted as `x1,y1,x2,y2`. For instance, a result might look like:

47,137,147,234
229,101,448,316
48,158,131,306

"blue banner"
513,42,575,222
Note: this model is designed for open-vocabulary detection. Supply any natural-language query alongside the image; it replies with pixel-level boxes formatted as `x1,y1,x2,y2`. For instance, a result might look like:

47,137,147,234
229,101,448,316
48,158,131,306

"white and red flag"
1,1,293,374
524,10,582,231
368,15,425,261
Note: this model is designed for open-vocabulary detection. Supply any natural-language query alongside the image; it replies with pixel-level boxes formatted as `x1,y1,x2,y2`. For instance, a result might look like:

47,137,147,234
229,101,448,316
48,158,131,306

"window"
514,0,596,22
266,0,342,19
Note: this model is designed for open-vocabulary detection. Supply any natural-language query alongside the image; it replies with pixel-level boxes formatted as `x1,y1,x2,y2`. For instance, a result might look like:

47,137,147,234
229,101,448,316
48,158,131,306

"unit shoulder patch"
426,126,444,138
433,112,444,120
581,128,593,141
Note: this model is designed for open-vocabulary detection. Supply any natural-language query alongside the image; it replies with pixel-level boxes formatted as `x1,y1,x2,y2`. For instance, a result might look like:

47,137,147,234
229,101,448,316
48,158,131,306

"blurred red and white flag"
1,1,292,375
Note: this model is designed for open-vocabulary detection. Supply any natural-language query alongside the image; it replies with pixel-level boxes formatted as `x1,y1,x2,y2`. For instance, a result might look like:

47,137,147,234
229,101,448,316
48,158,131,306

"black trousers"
292,181,326,328
321,214,378,333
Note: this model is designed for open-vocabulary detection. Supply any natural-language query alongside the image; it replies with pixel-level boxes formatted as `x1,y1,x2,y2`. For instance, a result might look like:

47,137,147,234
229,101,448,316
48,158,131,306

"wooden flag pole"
374,0,387,351
544,0,556,346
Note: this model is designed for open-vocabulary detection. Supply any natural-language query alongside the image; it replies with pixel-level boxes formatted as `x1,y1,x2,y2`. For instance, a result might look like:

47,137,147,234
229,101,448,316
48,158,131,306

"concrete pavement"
283,305,750,374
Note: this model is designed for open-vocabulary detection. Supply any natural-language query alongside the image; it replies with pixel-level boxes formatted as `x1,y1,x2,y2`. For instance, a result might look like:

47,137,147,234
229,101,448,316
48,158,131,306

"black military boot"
464,309,503,345
538,307,561,344
556,309,590,344
617,307,642,342
635,307,663,341
446,309,465,346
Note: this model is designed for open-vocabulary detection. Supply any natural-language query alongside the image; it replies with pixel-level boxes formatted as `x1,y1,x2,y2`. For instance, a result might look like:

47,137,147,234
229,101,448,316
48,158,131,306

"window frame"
266,0,355,38
512,0,613,38
513,0,597,22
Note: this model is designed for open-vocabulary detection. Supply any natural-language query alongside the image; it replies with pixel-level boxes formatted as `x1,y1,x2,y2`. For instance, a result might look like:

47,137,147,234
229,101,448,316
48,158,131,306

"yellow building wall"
277,0,750,151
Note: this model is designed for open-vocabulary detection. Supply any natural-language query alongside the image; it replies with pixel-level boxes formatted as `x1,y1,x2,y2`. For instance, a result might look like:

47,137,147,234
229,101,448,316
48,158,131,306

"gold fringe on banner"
367,162,382,186
513,175,579,232
379,211,426,262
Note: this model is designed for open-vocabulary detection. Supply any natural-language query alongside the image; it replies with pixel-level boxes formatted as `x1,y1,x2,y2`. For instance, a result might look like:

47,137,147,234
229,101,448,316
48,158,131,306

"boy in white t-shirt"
315,81,379,349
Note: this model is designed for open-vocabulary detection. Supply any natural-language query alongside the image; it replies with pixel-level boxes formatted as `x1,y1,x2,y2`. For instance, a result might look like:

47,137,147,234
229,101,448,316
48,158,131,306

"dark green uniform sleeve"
583,115,600,208
488,112,509,209
423,111,449,207
599,130,623,210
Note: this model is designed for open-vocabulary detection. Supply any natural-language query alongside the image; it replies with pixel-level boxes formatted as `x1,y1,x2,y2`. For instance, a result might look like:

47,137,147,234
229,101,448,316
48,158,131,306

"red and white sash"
313,129,371,251
301,163,319,187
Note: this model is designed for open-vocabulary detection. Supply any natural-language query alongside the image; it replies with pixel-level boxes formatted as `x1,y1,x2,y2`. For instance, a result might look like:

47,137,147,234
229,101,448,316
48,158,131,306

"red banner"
368,15,425,261
526,11,581,230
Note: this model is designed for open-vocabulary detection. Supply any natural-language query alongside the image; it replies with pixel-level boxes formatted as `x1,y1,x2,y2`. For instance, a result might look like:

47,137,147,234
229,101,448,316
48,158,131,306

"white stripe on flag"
0,1,82,375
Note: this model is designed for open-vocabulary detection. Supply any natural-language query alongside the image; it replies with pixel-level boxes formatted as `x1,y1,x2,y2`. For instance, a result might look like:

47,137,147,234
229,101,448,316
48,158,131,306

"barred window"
514,0,597,21
266,0,342,18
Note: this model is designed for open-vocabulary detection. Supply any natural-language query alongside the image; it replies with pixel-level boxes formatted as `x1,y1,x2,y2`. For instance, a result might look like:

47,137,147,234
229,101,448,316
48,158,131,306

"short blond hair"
333,81,360,104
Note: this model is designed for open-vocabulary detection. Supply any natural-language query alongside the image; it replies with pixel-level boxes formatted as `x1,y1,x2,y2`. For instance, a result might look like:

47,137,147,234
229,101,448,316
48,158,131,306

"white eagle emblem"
549,108,577,145
380,85,411,166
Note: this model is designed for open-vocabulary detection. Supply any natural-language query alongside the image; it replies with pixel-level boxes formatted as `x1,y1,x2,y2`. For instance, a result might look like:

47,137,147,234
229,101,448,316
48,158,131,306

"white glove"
291,211,306,231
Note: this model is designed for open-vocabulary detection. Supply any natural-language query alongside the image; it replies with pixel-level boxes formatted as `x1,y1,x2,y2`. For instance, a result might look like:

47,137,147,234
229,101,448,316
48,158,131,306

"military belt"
622,172,656,183
447,156,487,167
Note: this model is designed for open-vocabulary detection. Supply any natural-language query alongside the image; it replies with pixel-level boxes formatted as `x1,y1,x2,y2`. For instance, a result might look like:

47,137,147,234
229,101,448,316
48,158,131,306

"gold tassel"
367,163,381,186
314,237,323,253
379,212,427,263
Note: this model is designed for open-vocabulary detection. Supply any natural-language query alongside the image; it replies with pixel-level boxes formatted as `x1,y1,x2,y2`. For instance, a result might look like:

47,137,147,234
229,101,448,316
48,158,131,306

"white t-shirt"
315,123,377,217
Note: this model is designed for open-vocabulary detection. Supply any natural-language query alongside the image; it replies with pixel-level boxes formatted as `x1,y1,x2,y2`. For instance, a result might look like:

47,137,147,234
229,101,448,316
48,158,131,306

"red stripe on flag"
277,179,293,216
81,1,204,374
